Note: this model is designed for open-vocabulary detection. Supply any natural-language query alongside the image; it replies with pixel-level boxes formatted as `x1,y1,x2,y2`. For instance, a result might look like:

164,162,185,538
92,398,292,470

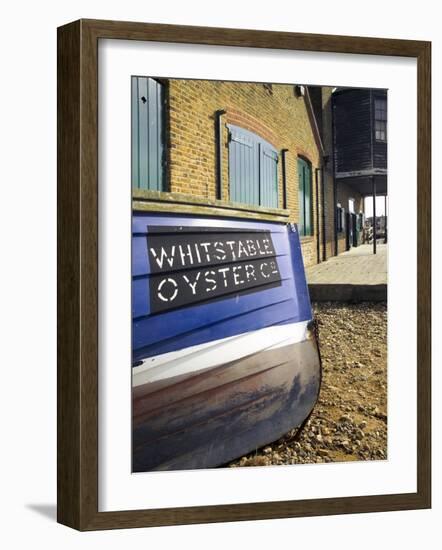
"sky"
364,195,387,217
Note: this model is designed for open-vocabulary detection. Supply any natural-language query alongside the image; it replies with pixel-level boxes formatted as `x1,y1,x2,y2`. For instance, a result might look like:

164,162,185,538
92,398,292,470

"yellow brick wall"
166,79,323,267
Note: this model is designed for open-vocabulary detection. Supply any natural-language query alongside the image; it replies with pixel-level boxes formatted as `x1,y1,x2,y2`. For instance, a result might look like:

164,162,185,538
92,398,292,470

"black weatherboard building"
332,88,388,253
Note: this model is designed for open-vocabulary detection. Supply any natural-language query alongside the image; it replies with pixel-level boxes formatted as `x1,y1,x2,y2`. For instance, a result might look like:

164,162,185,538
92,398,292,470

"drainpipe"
215,109,226,200
321,164,327,261
315,167,321,264
281,149,289,209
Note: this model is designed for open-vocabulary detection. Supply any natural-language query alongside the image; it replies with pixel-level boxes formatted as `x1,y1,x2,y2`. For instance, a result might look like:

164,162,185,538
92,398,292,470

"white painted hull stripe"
133,321,310,387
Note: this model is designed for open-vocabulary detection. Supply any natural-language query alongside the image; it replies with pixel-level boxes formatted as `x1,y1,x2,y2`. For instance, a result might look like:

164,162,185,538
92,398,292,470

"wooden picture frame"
57,18,431,530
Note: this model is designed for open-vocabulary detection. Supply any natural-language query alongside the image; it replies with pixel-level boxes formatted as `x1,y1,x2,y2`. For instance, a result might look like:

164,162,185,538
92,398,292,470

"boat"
132,213,321,471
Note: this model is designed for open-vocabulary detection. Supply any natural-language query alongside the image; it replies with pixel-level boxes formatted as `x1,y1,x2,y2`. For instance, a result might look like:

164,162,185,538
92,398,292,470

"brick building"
131,78,385,268
132,78,328,267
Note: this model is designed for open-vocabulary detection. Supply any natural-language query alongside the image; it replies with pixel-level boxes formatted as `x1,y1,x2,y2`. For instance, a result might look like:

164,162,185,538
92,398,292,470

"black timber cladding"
332,88,387,175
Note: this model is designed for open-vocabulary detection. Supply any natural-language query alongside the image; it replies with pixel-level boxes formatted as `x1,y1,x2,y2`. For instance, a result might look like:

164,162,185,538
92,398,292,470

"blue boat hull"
132,213,321,471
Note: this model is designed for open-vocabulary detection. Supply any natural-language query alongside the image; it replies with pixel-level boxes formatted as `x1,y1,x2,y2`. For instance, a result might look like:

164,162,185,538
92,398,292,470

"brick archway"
225,108,279,149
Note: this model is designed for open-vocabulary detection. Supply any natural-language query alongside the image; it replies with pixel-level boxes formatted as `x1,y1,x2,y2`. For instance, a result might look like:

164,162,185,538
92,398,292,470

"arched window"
131,77,166,191
228,125,278,208
297,157,313,236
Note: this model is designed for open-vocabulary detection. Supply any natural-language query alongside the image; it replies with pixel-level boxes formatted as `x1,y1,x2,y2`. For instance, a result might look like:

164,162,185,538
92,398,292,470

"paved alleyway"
306,244,387,301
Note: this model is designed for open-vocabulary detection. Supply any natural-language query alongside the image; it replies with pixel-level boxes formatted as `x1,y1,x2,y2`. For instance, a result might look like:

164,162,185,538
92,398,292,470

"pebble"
229,303,387,468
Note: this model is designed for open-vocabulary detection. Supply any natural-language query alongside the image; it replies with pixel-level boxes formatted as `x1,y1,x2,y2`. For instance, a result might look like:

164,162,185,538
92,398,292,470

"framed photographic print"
57,19,431,530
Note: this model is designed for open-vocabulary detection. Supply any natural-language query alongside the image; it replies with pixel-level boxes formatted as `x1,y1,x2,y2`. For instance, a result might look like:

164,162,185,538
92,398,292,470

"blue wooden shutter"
260,146,278,208
229,126,259,205
131,77,165,191
298,157,313,236
228,125,278,208
304,160,312,235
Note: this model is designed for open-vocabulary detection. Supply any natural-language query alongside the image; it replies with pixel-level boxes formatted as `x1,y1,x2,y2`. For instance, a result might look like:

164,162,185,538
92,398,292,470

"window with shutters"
297,157,313,236
228,125,279,208
131,77,166,191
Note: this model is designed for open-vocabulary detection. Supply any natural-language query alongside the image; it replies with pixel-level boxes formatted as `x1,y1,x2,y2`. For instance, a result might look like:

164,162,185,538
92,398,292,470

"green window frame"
228,125,279,208
131,76,166,191
298,157,313,236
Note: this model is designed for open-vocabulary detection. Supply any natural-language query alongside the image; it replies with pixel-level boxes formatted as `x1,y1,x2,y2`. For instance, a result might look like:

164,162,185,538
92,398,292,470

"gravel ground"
228,302,387,467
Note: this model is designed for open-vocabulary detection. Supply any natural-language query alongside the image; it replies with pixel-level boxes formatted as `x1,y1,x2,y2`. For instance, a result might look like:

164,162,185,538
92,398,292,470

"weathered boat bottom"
132,336,321,472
